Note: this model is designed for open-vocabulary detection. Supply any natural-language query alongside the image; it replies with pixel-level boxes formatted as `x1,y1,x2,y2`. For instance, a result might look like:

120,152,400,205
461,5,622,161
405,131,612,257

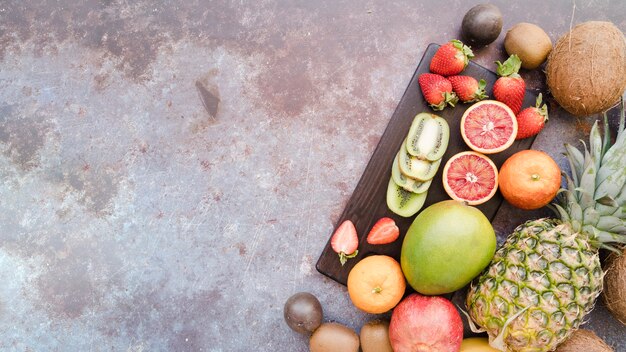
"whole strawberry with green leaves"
448,75,488,103
418,73,458,111
493,54,526,114
516,93,548,140
430,39,474,76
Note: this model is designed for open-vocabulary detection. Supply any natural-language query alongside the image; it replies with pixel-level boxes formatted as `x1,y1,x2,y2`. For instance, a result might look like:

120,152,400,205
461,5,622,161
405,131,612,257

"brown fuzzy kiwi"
546,21,626,117
504,23,552,70
603,246,626,325
555,329,614,352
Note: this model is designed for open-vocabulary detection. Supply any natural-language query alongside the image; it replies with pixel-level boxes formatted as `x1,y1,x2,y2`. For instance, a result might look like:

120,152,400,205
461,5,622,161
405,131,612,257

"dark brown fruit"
461,4,503,46
283,292,323,334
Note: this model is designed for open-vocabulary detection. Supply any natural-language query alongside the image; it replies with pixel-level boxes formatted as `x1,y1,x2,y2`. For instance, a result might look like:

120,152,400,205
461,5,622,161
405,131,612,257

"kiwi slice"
398,140,442,181
386,178,427,217
391,153,432,193
406,113,450,161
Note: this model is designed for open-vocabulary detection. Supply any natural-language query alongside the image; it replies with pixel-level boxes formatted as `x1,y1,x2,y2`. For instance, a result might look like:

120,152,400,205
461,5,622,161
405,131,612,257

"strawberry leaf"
536,93,549,120
495,55,522,78
444,91,459,107
338,250,358,266
451,39,475,60
475,79,488,101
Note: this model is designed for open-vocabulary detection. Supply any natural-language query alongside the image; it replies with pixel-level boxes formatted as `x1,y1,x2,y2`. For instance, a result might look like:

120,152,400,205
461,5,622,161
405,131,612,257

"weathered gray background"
0,1,624,351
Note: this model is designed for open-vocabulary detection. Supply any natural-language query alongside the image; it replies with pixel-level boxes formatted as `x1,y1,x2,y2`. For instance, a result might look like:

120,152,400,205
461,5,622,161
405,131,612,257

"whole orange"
498,150,561,210
347,255,406,314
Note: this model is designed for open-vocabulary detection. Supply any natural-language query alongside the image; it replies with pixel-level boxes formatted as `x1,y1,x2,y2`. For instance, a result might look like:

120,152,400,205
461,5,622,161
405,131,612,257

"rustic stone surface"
0,1,624,351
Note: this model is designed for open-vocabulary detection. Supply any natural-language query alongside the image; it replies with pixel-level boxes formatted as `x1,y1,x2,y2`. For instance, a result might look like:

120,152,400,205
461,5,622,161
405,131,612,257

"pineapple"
466,102,626,352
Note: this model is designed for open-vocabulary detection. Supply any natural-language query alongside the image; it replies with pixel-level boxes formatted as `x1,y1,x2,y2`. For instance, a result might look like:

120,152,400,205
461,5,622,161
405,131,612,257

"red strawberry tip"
495,54,522,78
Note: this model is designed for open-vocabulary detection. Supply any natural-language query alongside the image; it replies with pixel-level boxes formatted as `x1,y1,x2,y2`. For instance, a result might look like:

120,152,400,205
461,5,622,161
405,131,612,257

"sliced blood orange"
460,100,517,154
442,151,498,205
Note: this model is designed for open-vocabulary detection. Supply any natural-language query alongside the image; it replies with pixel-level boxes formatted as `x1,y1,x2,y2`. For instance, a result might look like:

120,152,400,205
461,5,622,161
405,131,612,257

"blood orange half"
460,100,517,154
442,151,498,205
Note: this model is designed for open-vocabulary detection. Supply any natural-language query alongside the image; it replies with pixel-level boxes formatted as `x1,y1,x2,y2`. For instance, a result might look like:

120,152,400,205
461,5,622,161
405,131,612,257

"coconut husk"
546,21,626,116
555,329,614,352
603,246,626,325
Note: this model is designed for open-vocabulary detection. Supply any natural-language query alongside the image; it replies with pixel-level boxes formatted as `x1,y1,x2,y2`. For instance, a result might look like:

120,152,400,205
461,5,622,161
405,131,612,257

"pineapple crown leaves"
495,54,522,78
552,97,626,251
451,39,475,64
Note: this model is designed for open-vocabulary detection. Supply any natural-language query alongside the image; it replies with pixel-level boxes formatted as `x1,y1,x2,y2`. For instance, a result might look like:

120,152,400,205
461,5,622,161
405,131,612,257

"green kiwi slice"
406,113,450,161
398,140,442,181
391,153,432,193
386,178,427,217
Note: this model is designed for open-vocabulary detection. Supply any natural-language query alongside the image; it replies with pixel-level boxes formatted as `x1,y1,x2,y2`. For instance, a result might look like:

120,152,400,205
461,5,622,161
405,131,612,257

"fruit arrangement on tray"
283,4,626,352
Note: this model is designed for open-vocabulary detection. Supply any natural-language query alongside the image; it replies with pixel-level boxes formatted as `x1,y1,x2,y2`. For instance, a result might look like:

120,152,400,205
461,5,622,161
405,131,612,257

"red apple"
389,293,463,352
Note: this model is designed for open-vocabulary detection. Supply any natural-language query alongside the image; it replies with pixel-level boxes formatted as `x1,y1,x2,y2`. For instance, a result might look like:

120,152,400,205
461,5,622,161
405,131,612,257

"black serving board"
316,43,539,285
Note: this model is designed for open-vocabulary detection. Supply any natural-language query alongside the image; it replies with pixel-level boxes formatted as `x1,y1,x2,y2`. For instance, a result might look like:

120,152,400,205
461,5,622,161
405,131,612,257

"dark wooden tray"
316,43,538,285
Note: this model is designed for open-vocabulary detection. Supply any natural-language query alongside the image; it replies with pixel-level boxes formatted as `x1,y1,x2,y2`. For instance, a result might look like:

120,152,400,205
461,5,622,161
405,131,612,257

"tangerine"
498,149,561,210
347,255,406,314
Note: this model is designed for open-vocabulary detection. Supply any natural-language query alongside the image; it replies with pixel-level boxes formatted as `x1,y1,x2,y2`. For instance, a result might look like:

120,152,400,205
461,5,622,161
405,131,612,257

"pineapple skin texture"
466,218,603,352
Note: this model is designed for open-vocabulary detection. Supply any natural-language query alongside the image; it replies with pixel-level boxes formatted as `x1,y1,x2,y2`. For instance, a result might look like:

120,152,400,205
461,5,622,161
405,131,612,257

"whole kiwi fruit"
360,319,393,352
310,322,359,352
504,23,552,70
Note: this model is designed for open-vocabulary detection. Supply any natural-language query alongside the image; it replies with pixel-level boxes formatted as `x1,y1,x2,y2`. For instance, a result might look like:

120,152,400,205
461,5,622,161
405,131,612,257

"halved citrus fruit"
460,100,517,154
347,255,406,314
442,151,498,205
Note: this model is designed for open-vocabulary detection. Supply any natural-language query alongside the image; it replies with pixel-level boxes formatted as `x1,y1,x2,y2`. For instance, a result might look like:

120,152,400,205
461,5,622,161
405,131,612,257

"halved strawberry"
366,217,400,245
330,220,359,266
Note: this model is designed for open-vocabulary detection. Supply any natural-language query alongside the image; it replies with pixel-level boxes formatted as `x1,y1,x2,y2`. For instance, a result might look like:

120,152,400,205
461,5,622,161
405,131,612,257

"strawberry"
430,39,474,76
516,93,548,140
448,75,488,103
418,73,458,111
493,54,526,114
366,217,400,245
330,220,359,266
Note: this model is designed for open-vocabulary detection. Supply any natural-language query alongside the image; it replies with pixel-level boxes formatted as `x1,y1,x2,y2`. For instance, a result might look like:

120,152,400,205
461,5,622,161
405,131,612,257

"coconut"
546,21,626,116
555,329,614,352
603,246,626,325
